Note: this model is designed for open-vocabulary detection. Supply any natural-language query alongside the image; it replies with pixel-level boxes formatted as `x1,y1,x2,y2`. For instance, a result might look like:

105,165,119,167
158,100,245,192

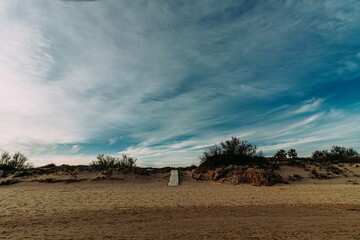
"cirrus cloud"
1,0,360,166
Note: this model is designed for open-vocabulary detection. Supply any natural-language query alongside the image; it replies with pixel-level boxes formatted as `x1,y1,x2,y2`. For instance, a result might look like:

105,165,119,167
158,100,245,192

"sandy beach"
1,176,360,239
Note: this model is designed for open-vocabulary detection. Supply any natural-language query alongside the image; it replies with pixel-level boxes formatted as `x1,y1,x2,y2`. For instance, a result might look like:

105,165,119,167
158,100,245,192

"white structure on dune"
168,170,179,187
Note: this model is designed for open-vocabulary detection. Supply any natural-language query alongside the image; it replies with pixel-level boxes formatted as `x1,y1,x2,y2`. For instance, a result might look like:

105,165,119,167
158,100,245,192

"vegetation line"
1,137,360,173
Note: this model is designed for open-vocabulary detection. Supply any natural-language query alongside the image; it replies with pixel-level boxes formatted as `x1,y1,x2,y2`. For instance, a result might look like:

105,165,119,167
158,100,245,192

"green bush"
91,154,137,170
311,146,360,162
273,149,298,160
0,151,32,171
199,137,264,168
274,149,287,160
118,155,136,169
287,149,298,159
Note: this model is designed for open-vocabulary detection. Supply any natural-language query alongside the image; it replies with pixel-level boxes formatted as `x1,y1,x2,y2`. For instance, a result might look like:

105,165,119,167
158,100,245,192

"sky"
1,0,360,167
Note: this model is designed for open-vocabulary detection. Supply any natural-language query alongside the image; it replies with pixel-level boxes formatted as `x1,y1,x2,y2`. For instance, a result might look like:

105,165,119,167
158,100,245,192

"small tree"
287,149,298,159
274,149,287,160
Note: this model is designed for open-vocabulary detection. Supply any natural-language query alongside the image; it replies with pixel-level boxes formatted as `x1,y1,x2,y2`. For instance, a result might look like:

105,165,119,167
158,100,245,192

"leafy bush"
199,137,263,168
273,149,298,160
119,155,137,168
92,154,117,170
91,154,137,170
0,151,32,171
312,150,328,160
274,149,287,160
287,149,298,159
311,146,360,162
329,146,359,160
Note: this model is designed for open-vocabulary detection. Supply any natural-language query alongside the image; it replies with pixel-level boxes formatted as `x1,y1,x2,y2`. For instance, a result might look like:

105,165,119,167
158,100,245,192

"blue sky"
1,0,360,167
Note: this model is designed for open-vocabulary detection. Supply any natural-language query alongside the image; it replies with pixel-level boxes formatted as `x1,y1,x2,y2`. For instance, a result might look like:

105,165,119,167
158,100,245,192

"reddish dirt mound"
192,165,286,186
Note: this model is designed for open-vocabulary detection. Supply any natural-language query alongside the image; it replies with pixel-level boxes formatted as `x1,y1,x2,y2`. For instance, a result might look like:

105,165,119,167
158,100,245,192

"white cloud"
108,137,119,146
294,99,324,114
31,154,91,167
259,136,332,153
71,145,82,154
1,1,360,166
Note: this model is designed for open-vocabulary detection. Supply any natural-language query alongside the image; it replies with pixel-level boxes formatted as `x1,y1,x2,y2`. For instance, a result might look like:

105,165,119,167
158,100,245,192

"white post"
168,170,179,186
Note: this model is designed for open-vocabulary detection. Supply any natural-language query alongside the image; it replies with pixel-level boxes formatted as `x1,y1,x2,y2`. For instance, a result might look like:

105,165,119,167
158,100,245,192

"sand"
1,178,360,239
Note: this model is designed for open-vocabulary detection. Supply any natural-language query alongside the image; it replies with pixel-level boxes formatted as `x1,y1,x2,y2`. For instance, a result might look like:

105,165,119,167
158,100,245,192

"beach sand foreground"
1,179,359,239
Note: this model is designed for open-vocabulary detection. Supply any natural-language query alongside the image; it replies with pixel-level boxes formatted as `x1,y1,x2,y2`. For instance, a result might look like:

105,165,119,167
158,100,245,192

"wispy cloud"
108,137,119,146
294,99,324,114
71,145,82,154
1,1,360,166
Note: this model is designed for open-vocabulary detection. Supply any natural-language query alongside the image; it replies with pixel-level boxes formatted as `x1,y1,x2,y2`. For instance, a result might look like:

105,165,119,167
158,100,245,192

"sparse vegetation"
91,154,137,170
288,174,303,182
310,169,332,179
311,146,360,162
0,151,32,171
192,165,287,186
119,155,137,168
326,165,344,175
1,138,360,187
273,149,298,160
